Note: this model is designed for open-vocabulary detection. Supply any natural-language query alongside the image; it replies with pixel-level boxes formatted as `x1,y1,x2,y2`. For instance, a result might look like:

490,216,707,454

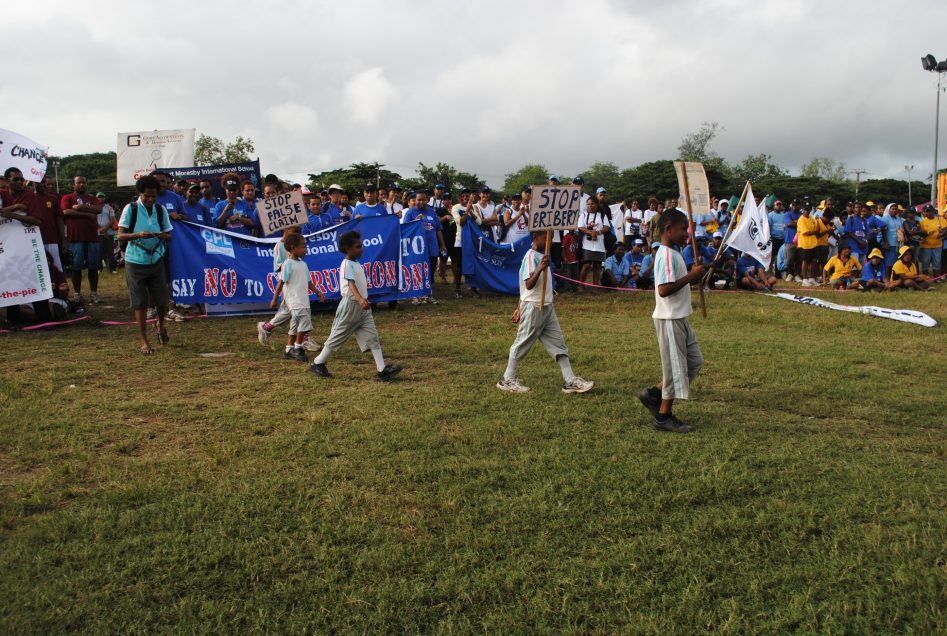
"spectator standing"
796,204,820,286
198,178,218,213
96,192,117,273
1,172,50,324
34,176,66,271
60,175,103,304
783,199,802,281
403,190,447,305
577,196,608,288
880,204,903,268
502,193,530,245
917,204,947,275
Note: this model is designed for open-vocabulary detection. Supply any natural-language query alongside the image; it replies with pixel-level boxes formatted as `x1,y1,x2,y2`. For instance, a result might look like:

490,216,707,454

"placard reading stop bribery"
527,185,583,232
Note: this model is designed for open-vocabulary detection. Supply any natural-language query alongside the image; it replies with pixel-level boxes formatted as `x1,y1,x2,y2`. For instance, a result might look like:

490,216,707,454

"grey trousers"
508,302,569,362
323,297,381,353
654,317,703,400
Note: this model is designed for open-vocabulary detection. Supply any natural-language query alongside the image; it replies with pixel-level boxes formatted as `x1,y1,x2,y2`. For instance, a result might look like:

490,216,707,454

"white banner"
0,218,53,308
116,129,196,186
0,128,49,183
727,183,772,270
770,293,937,328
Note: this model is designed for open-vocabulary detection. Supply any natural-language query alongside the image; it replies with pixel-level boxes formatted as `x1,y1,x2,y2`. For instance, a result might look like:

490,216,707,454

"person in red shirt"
60,175,103,304
33,175,65,270
561,229,580,292
1,169,52,325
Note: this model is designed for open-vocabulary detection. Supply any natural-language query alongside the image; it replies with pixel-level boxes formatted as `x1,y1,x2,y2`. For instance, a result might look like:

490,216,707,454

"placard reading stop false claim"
256,191,308,236
527,185,583,232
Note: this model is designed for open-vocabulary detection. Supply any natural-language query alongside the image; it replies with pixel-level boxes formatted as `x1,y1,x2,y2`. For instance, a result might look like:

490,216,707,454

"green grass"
1,274,946,634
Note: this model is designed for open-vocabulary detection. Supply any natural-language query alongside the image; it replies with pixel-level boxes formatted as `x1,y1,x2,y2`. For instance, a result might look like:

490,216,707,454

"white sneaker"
562,377,594,394
784,274,794,282
89,292,99,304
496,377,530,393
146,308,157,320
257,321,270,346
411,297,421,305
302,337,321,352
166,309,186,322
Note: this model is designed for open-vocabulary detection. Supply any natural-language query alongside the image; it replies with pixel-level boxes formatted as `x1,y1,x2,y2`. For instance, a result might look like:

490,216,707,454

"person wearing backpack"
577,196,609,288
116,175,173,355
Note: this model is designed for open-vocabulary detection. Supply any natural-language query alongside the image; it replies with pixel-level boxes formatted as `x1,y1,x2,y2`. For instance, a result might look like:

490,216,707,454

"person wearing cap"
214,172,245,229
501,193,530,246
402,189,447,304
547,175,561,185
624,238,645,269
93,191,117,274
843,202,869,263
353,183,387,219
682,236,715,269
889,245,931,290
796,202,821,286
822,244,861,290
320,184,349,225
859,248,888,291
180,183,211,226
917,204,947,275
782,200,802,281
634,241,659,290
767,200,787,272
435,192,455,285
431,184,446,210
736,251,777,291
450,188,475,298
385,184,404,218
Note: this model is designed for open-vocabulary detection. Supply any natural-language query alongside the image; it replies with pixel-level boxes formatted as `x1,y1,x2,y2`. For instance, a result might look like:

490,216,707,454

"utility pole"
375,162,381,188
851,169,867,200
905,165,914,207
52,160,60,194
933,71,942,205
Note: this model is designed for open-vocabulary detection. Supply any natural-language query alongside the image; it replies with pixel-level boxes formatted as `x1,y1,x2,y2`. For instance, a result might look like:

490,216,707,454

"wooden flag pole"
702,180,750,287
540,230,552,309
679,166,707,318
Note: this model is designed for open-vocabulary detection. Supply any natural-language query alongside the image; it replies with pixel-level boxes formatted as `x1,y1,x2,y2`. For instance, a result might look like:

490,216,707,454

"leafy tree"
46,151,136,202
407,162,484,193
677,121,725,164
732,153,786,183
579,161,622,194
194,134,255,165
800,157,848,182
307,163,404,195
619,160,680,202
502,164,550,193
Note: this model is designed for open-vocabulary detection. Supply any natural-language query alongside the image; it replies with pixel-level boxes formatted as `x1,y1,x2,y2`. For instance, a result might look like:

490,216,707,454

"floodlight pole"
933,70,943,205
905,165,913,207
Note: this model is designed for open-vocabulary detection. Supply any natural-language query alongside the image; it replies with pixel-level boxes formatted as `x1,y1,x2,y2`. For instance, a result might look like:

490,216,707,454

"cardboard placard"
673,161,710,216
527,185,583,232
256,191,308,236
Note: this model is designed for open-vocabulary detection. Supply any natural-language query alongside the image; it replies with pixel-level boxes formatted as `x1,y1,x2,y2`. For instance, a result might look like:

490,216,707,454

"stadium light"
922,54,946,204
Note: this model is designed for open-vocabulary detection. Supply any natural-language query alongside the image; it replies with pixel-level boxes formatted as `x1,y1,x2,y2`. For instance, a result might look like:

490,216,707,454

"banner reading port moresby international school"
168,215,431,304
0,128,49,183
0,219,53,308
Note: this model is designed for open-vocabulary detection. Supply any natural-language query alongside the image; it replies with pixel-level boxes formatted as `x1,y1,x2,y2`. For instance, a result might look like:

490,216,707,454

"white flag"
725,183,772,270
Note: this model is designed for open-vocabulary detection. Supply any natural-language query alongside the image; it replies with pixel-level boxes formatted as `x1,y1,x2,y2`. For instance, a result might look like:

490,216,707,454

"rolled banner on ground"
769,293,937,328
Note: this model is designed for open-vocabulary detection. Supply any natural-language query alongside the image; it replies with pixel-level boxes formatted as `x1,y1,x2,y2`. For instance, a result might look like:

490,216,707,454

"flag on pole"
725,183,772,270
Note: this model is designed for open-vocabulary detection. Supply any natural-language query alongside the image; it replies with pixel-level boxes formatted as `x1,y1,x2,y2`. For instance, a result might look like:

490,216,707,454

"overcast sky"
3,0,946,188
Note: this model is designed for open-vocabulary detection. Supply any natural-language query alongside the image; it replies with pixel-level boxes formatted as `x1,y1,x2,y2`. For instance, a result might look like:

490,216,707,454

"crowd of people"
2,167,945,338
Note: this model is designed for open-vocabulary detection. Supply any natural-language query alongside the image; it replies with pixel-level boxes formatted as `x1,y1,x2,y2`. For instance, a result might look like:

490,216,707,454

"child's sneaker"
309,362,332,377
652,414,694,434
257,322,271,346
146,307,157,320
496,377,530,393
411,297,421,305
562,377,594,394
302,337,321,352
283,349,295,359
89,292,99,304
637,387,662,418
167,308,186,322
377,365,403,381
288,347,308,362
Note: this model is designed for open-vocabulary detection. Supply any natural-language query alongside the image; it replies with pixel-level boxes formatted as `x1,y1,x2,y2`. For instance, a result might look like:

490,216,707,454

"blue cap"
521,184,532,193
479,185,491,193
435,183,445,189
651,241,661,249
459,187,470,195
548,174,560,182
595,187,606,194
573,176,584,184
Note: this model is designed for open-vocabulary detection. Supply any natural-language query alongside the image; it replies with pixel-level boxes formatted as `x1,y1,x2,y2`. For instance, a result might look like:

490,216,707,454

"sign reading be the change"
256,191,308,236
527,185,583,232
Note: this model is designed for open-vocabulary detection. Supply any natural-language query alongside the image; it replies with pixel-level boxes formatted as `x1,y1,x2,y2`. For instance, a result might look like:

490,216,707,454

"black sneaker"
377,365,403,381
652,414,694,434
637,388,662,419
289,347,308,362
283,349,295,359
309,362,332,377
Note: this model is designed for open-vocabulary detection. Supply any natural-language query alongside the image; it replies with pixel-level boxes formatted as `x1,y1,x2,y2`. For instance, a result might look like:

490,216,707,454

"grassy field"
1,274,945,634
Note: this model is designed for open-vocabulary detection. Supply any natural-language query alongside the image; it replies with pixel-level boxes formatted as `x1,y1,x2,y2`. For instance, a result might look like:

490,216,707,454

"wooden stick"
679,165,707,318
702,180,750,287
540,230,552,309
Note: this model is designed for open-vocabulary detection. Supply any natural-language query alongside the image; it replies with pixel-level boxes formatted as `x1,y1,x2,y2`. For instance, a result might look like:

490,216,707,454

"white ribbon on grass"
769,293,938,328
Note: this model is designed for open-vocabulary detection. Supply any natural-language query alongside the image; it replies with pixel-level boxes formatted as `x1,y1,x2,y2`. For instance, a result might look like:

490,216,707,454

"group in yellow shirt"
889,246,932,290
823,250,861,289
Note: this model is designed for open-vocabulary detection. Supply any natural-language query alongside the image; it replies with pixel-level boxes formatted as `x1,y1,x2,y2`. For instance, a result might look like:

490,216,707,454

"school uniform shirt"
579,210,607,254
519,248,553,305
796,215,819,250
181,201,209,224
156,190,185,218
302,212,324,235
682,243,715,267
214,199,258,236
199,196,218,213
736,254,763,278
866,215,886,244
653,246,691,320
403,207,443,257
861,260,886,283
816,217,832,247
783,210,802,244
891,259,917,279
919,216,947,248
768,210,787,240
386,201,404,217
280,258,312,311
119,201,173,266
639,253,655,283
843,215,868,252
340,258,368,300
823,255,860,281
354,202,388,218
321,203,346,226
603,254,630,285
60,191,100,243
623,251,645,269
503,208,531,245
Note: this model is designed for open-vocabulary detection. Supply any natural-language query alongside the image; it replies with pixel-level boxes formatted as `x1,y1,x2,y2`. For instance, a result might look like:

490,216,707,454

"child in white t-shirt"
269,233,325,362
309,230,402,381
638,209,709,433
496,232,593,394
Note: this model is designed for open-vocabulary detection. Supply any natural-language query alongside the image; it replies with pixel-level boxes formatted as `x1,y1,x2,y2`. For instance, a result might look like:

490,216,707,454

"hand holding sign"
256,191,308,236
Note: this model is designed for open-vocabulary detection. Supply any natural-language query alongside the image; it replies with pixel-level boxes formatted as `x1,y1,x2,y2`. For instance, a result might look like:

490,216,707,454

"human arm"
0,203,40,226
270,280,284,309
307,281,326,302
524,254,549,291
657,263,706,297
349,279,371,310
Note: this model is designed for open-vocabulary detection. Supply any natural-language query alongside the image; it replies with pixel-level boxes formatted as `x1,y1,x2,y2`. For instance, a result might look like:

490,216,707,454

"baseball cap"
867,248,884,260
363,182,377,192
479,185,491,193
633,238,644,245
441,192,453,200
572,176,584,184
389,182,402,191
434,183,445,190
521,185,532,193
459,187,470,195
224,177,240,191
865,200,875,207
186,184,200,193
650,241,661,249
327,183,343,192
595,187,606,194
511,193,522,201
713,231,723,238
548,174,560,182
95,191,106,198
301,186,312,195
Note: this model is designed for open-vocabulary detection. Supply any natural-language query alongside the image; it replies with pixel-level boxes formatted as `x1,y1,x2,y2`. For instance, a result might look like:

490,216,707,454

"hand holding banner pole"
540,230,552,309
702,180,749,288
677,163,708,318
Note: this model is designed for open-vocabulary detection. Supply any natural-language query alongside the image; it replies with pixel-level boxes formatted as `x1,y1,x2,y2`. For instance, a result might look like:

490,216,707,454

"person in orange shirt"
822,245,861,289
916,204,947,275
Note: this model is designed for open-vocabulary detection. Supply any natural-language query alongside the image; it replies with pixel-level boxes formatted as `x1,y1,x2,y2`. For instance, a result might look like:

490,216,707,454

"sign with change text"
0,218,53,308
256,191,308,237
527,185,583,232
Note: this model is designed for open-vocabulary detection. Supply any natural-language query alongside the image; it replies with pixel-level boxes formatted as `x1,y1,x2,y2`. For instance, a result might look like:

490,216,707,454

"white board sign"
0,128,49,183
527,185,583,232
116,129,196,186
0,218,53,308
256,191,308,236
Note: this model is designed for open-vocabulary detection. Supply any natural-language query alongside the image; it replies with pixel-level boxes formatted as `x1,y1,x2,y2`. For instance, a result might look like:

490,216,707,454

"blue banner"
163,160,262,199
461,221,533,295
169,216,430,304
